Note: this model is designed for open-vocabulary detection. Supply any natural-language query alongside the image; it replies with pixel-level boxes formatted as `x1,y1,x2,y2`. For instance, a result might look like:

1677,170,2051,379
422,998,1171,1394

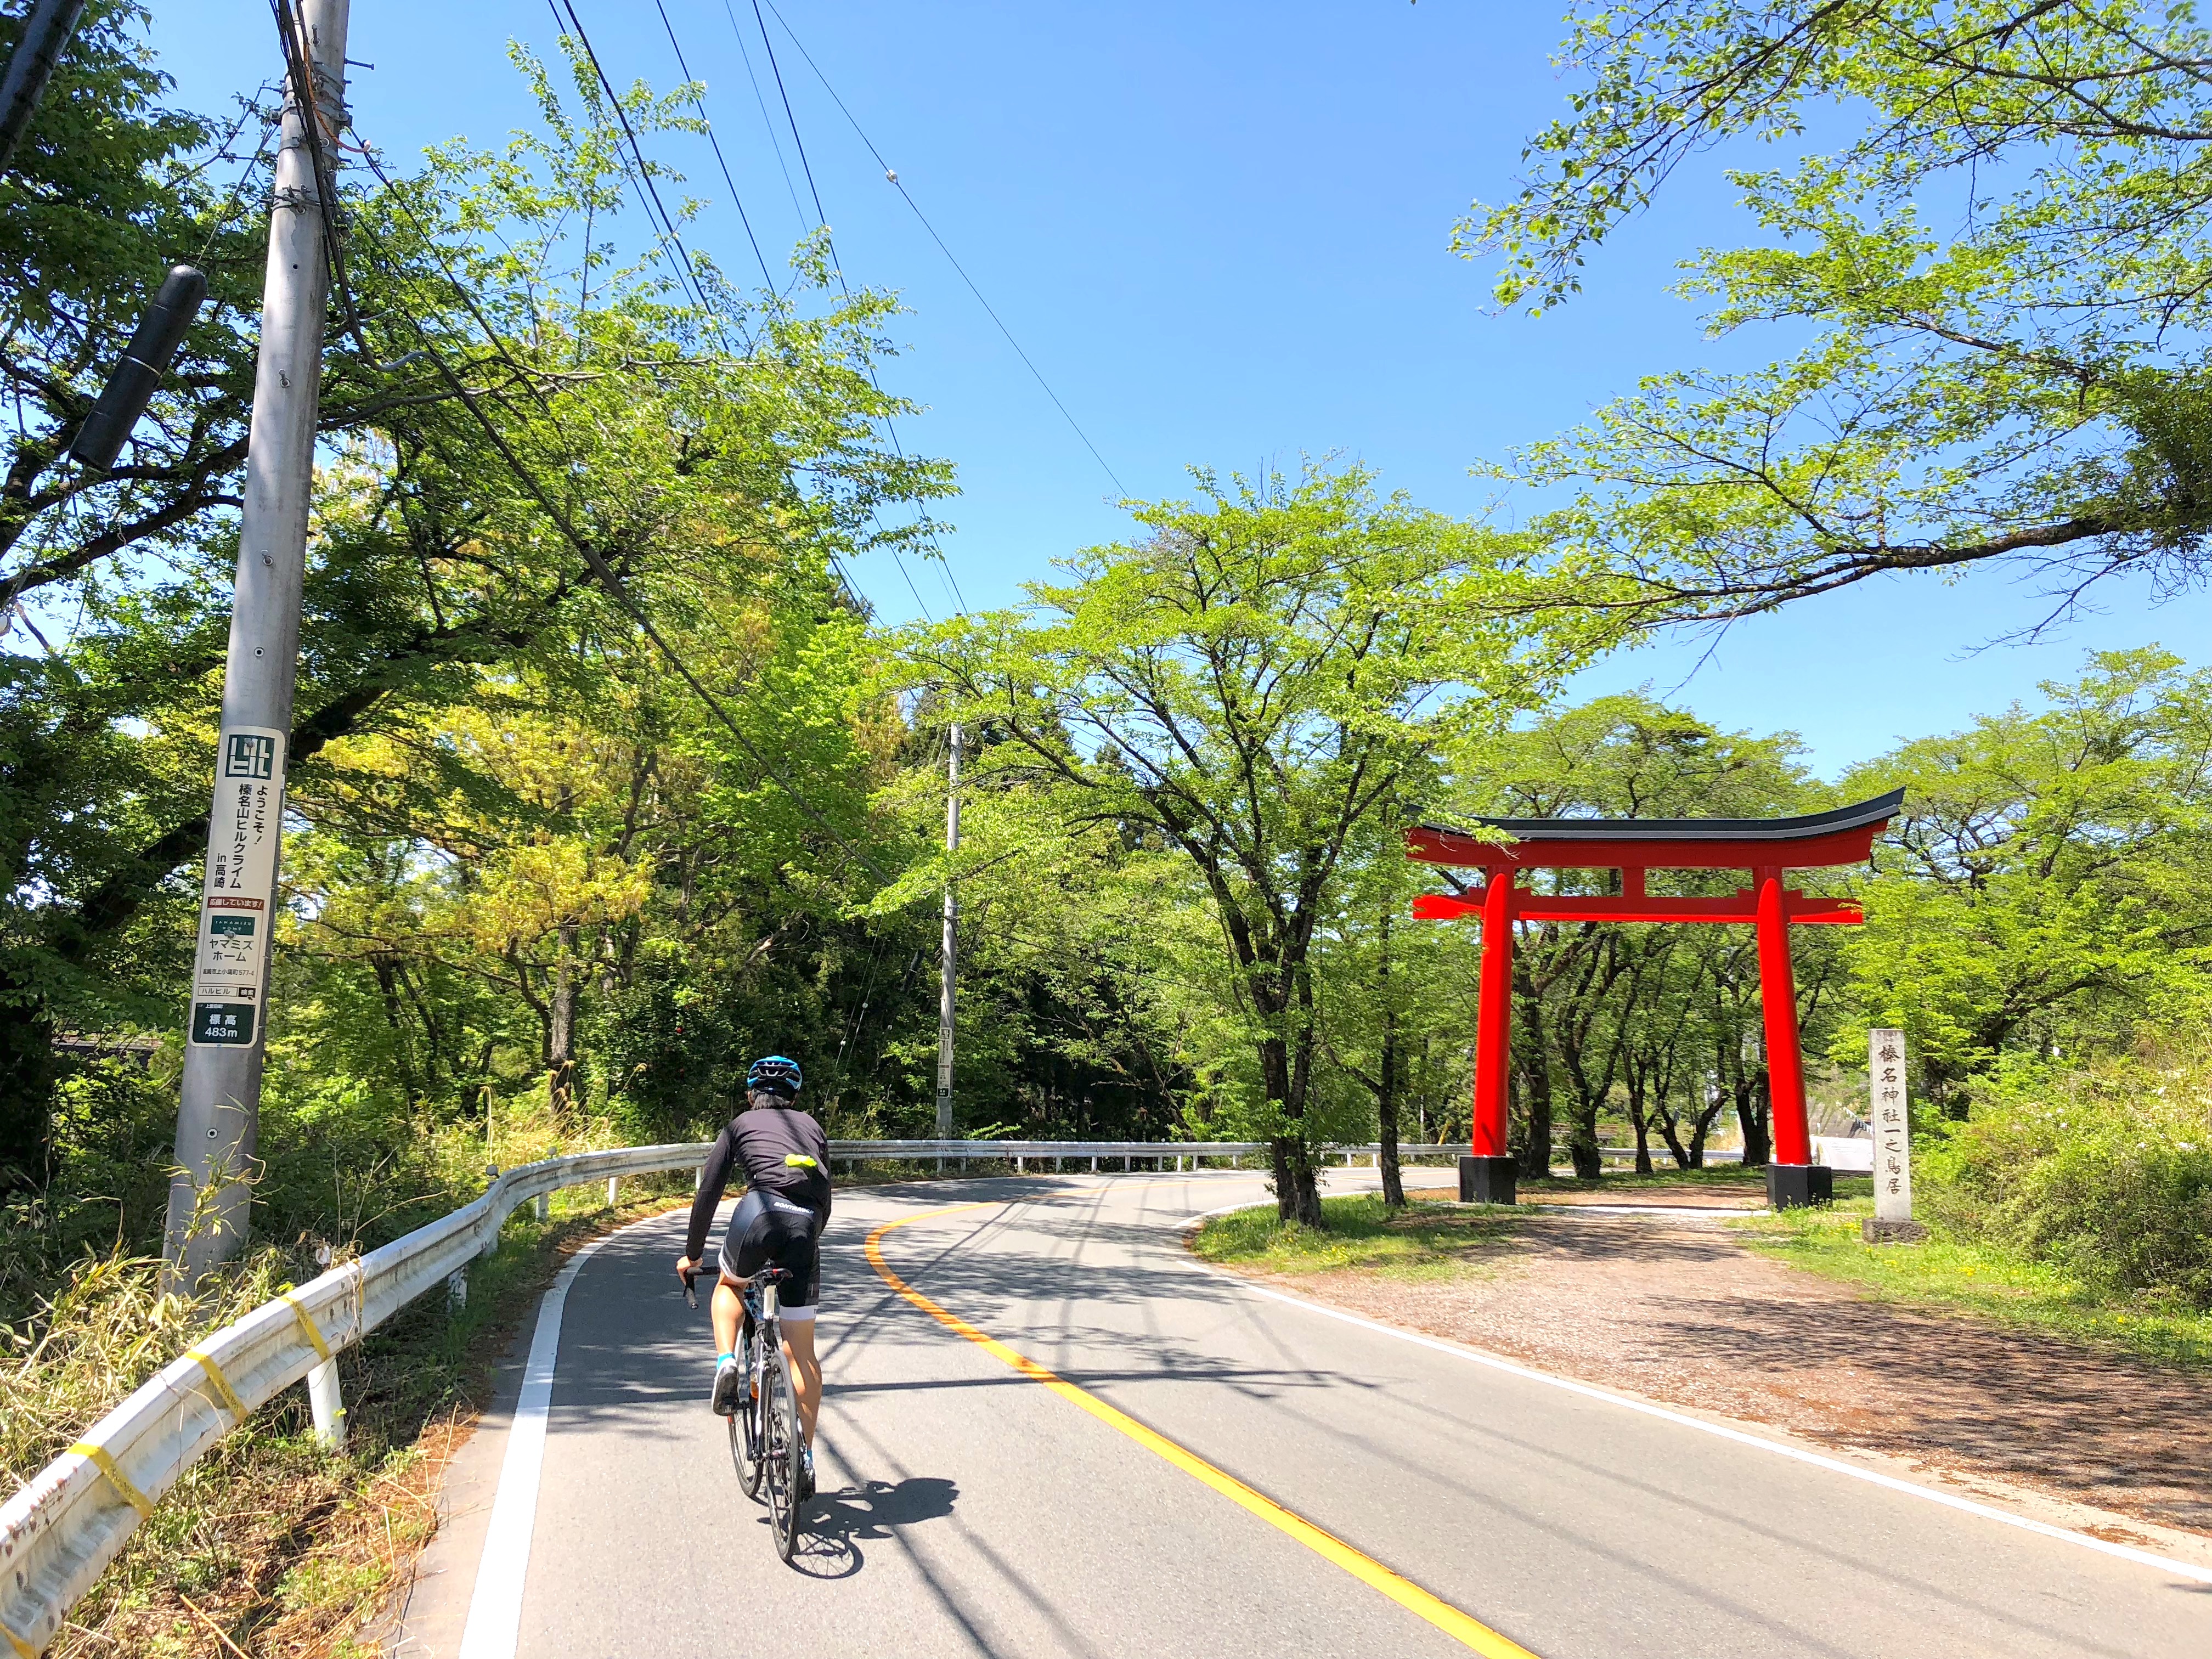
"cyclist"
675,1054,832,1499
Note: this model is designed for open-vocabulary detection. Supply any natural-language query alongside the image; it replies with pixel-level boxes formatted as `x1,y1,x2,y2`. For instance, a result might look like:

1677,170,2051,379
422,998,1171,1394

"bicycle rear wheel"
759,1342,803,1562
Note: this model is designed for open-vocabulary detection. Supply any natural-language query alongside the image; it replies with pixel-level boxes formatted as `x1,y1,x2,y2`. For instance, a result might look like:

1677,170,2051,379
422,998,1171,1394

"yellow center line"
865,1201,1541,1659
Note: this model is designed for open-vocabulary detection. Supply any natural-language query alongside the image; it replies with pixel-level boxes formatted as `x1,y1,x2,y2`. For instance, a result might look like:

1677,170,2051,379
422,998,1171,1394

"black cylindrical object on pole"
0,0,89,172
69,264,208,473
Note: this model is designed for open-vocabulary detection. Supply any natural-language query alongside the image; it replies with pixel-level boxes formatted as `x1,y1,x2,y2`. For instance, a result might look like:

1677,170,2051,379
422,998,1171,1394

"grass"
23,1173,697,1658
1734,1201,2212,1370
1190,1192,1522,1281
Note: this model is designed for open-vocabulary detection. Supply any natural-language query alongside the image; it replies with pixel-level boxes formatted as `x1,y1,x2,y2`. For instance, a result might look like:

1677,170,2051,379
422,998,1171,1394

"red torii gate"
1404,789,1903,1210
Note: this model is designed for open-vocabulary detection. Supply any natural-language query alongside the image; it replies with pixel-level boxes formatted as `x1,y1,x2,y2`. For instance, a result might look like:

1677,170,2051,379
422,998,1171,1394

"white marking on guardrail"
455,1234,614,1659
1181,1251,2212,1587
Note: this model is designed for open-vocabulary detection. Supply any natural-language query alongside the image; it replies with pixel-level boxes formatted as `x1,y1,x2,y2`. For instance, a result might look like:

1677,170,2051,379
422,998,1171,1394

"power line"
552,4,935,623
650,0,775,292
755,0,1129,503
547,0,731,342
747,0,826,227
558,10,878,636
727,0,962,618
719,0,808,238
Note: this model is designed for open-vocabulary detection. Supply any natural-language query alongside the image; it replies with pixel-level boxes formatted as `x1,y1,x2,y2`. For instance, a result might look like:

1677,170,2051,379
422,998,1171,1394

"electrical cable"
730,0,958,618
755,0,1128,504
747,0,826,228
641,0,936,624
719,0,808,238
548,0,732,343
649,0,776,292
191,92,281,266
565,4,904,616
270,0,371,354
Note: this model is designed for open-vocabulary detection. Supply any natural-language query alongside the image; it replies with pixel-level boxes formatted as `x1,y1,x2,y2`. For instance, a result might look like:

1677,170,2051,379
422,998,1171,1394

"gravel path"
1269,1205,2212,1542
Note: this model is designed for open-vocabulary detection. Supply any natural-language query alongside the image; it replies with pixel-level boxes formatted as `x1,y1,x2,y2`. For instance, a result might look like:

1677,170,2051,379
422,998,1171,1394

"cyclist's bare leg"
712,1272,746,1356
781,1316,821,1443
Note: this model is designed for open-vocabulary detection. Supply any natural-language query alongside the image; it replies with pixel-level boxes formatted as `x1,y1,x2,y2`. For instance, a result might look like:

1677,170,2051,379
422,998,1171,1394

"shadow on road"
784,1475,961,1579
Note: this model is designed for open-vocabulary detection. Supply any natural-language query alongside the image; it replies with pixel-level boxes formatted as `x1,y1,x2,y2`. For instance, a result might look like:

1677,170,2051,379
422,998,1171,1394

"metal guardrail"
0,1132,1465,1653
1599,1145,1745,1164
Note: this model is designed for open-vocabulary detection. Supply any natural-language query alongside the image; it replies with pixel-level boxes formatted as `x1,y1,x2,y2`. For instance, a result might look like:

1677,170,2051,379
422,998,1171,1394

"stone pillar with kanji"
1864,1028,1927,1244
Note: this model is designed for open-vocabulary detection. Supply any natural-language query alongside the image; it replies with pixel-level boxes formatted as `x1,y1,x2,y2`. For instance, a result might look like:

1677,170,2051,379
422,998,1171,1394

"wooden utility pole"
163,0,351,1285
935,724,961,1143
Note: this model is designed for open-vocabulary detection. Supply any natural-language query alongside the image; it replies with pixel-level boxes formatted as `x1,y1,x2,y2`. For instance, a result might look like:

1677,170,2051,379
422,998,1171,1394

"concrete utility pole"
0,0,88,172
163,0,350,1285
935,724,961,1142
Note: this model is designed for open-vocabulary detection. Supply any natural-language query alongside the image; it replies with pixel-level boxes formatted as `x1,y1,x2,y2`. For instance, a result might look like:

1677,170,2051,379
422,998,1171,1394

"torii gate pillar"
1409,791,1903,1211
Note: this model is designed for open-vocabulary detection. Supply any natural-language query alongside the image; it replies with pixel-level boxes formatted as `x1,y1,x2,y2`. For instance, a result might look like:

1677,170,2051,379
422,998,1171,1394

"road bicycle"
682,1261,808,1562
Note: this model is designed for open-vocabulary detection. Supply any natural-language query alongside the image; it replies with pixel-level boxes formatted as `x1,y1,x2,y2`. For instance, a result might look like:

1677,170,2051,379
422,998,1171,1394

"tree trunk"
1375,908,1404,1207
1376,1014,1404,1207
1262,1031,1323,1226
1565,1097,1602,1178
1626,1069,1654,1175
1511,968,1553,1177
548,923,579,1120
0,977,57,1195
371,954,419,1109
1739,1063,1772,1167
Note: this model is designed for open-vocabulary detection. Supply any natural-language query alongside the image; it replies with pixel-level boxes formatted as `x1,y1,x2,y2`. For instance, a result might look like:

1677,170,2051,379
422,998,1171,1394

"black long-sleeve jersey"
684,1104,832,1261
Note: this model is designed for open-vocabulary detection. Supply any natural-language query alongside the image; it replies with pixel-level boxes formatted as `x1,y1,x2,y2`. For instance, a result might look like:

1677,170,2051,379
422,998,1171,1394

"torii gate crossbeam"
1406,789,1903,1211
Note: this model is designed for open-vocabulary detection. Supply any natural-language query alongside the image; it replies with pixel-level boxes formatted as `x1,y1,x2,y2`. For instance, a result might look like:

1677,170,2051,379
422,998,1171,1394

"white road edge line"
454,1226,627,1659
1175,1200,2212,1587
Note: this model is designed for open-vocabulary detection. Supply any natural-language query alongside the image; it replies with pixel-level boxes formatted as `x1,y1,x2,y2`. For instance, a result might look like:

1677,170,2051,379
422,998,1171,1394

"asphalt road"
394,1171,2212,1658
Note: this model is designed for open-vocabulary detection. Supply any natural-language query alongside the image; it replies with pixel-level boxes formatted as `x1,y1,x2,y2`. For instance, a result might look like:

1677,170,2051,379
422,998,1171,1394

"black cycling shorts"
717,1188,822,1318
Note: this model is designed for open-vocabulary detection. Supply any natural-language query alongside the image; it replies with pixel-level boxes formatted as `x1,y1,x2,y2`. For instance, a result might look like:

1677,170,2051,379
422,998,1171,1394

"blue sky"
149,0,2190,777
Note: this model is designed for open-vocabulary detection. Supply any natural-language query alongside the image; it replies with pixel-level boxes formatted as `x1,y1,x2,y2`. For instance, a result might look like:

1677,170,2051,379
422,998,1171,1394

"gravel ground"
1266,1204,2212,1542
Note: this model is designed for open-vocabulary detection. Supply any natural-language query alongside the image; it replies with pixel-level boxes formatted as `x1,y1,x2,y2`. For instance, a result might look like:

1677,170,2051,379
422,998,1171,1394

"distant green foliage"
1834,650,2212,1097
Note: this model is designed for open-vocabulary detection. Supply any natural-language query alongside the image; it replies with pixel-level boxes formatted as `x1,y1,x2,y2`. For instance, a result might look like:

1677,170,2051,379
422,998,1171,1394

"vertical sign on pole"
188,727,286,1047
1864,1028,1926,1243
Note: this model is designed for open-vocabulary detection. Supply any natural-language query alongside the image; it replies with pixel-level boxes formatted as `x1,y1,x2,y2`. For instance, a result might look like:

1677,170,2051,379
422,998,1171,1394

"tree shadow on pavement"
783,1475,960,1580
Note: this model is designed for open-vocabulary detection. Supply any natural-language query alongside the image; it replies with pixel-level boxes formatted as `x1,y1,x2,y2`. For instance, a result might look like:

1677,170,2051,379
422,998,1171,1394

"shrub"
1920,1037,2212,1305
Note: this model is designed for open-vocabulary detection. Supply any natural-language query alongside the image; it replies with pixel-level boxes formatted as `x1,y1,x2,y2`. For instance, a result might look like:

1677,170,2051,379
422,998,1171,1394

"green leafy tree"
1838,648,2212,1102
1463,1,2212,630
1311,819,1480,1204
912,462,1556,1224
0,21,947,1189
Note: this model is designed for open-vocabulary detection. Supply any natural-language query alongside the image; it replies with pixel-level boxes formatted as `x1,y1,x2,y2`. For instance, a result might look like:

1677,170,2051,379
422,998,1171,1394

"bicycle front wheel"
759,1344,803,1562
733,1324,764,1498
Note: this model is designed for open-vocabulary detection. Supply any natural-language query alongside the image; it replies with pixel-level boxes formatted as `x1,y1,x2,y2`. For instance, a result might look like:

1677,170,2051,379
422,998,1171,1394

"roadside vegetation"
1739,1039,2212,1369
11,1169,690,1658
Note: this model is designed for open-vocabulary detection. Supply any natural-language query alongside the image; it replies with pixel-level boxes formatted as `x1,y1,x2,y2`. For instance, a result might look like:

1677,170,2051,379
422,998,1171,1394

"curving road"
390,1171,2211,1659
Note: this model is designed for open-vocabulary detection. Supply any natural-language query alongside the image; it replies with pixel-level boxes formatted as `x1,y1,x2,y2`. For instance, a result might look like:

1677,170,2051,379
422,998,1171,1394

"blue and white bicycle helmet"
746,1054,803,1097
